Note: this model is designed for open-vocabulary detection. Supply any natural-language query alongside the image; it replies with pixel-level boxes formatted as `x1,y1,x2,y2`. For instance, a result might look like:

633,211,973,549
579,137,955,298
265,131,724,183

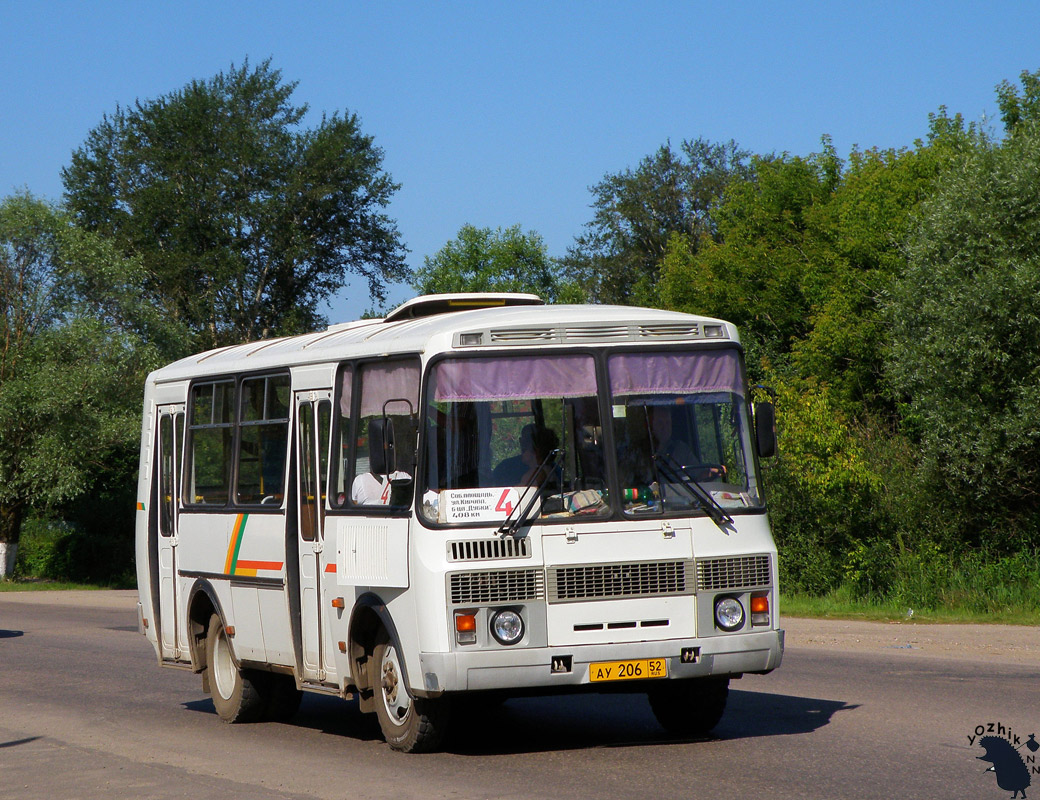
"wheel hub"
381,662,399,704
379,644,410,723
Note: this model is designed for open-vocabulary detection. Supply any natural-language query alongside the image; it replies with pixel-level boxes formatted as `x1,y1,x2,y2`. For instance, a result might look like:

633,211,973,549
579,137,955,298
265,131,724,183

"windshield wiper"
497,448,561,537
653,450,734,531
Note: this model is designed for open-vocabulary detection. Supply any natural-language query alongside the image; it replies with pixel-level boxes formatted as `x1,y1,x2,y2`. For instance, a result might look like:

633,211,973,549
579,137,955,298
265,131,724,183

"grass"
781,591,1040,626
0,577,121,592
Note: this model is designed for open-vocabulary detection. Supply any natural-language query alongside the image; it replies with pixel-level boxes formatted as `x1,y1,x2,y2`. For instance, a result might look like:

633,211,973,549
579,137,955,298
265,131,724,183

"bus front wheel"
205,613,266,723
372,634,449,752
648,677,729,737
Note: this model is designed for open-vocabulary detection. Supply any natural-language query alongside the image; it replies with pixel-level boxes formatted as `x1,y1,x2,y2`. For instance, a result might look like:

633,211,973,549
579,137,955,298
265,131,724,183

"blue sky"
3,2,1039,321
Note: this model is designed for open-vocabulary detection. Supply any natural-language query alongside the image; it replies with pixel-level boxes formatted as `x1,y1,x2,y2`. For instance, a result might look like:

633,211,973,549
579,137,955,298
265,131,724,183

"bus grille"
696,555,771,591
547,560,695,603
448,537,531,562
449,568,545,605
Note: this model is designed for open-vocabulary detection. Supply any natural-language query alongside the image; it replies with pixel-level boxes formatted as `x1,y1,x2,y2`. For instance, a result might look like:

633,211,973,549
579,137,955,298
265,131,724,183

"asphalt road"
1,590,1038,800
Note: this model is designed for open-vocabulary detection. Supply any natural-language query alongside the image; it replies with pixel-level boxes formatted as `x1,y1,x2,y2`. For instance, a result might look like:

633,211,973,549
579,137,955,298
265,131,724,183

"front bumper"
417,628,784,693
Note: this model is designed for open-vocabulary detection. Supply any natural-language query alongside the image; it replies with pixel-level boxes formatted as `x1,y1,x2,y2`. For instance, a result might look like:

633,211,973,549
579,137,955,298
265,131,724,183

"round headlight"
490,609,524,645
714,596,745,632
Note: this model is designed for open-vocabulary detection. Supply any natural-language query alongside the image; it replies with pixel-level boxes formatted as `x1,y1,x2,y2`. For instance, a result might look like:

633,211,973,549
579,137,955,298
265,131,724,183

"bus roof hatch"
383,293,544,322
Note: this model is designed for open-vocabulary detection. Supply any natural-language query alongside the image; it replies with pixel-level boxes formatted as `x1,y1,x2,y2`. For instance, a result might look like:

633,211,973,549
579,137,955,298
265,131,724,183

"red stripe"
235,560,283,571
324,562,337,573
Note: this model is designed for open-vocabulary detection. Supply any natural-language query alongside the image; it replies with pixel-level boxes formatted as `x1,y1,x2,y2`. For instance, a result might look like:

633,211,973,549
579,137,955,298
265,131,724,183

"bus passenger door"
295,393,333,682
156,405,185,660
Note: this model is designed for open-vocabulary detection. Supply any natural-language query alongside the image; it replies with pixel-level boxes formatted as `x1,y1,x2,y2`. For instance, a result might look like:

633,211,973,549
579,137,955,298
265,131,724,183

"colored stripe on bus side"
236,559,284,574
222,514,284,577
136,501,145,511
224,514,249,575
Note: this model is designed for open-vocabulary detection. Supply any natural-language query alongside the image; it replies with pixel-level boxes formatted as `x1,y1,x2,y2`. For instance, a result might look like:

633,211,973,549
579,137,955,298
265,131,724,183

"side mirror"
368,417,396,475
754,401,776,459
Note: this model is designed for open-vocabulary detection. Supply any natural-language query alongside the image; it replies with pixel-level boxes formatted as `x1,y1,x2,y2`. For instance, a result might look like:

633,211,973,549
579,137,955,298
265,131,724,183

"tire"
648,677,729,737
205,613,267,723
372,634,450,752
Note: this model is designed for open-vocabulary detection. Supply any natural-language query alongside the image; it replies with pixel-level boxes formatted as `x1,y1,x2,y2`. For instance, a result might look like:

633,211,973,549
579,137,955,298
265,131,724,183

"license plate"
588,658,668,683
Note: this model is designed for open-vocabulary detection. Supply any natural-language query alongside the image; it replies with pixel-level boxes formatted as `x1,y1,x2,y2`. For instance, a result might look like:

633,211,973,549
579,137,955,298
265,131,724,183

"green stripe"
229,513,248,575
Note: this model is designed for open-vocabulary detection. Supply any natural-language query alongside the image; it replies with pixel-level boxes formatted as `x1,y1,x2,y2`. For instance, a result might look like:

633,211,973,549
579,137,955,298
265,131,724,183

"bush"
763,375,884,594
15,516,78,579
15,472,136,586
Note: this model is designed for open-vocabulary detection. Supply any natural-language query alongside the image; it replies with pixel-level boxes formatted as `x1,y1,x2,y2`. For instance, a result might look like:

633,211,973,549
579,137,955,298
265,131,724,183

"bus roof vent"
384,293,543,322
563,325,630,341
488,327,557,344
638,322,702,339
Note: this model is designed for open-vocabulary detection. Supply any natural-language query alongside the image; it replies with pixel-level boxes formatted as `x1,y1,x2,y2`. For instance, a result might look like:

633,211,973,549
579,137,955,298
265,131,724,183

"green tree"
565,138,751,305
660,120,979,412
659,145,839,378
0,194,165,575
885,101,1040,550
996,68,1040,134
414,224,577,302
62,58,408,350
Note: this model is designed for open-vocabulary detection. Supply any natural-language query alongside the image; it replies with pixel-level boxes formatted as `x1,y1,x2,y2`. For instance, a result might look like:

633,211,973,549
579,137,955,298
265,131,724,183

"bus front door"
156,405,184,660
295,393,335,683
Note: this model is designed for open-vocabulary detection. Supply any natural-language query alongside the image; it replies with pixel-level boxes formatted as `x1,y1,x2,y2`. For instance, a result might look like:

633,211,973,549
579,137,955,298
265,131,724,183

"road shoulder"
782,615,1040,664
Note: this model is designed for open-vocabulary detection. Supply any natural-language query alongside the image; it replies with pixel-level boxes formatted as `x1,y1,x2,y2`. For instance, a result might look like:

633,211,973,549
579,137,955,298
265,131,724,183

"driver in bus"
649,406,725,481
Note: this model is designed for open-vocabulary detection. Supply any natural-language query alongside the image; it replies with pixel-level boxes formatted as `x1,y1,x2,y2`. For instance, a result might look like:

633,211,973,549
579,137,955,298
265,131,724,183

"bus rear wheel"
648,677,729,737
205,613,266,723
372,635,449,752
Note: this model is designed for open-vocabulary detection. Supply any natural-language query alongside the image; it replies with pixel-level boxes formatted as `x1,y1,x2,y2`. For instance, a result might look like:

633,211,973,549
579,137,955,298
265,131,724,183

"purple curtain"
339,366,353,416
360,361,421,416
433,356,597,401
608,351,744,397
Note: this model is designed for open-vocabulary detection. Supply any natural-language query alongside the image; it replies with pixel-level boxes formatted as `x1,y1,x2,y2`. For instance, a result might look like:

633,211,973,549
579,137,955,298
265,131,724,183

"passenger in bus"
492,424,558,487
351,470,400,505
351,427,410,505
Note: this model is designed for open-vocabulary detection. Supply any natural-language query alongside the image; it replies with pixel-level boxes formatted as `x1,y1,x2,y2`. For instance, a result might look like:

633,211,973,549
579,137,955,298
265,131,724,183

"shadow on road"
0,629,24,639
182,694,384,743
185,685,856,755
0,736,41,749
445,689,858,755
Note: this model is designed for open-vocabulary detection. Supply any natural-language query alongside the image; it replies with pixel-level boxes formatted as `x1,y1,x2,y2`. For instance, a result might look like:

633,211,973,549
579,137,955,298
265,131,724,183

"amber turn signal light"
750,594,769,626
455,612,477,644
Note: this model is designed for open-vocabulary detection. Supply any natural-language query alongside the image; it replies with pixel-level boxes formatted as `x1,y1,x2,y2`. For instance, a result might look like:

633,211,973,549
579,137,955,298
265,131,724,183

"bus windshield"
421,354,609,524
420,348,763,525
608,350,762,515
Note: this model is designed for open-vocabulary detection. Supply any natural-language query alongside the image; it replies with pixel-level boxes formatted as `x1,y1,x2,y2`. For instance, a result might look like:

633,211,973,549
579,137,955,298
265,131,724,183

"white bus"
135,293,783,752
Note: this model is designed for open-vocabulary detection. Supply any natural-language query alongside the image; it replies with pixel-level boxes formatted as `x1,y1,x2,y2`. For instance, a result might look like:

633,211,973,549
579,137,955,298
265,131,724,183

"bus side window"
236,374,291,505
351,359,420,507
332,365,354,506
158,414,176,535
184,381,234,505
298,401,317,541
317,399,331,513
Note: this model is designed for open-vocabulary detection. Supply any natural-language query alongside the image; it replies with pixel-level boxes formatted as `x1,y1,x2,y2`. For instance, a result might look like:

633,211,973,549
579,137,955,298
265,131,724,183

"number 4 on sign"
495,489,514,515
